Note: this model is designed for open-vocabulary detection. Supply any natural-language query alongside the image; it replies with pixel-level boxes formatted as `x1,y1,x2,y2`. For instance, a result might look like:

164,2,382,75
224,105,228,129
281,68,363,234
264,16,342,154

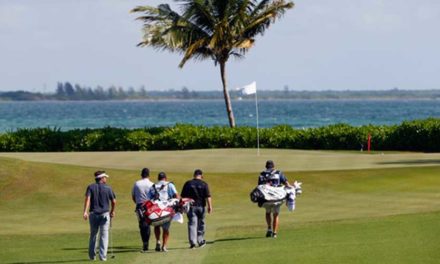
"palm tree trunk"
219,61,236,128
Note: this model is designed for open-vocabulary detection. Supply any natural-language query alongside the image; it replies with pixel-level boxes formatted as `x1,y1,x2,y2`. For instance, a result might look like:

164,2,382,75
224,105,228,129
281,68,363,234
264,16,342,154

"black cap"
158,171,167,180
265,160,274,169
141,168,150,178
194,169,203,177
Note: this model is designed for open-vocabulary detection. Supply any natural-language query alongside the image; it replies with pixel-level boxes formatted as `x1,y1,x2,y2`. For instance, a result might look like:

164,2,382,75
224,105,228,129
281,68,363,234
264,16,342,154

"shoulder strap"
152,184,159,200
271,170,281,175
159,182,169,191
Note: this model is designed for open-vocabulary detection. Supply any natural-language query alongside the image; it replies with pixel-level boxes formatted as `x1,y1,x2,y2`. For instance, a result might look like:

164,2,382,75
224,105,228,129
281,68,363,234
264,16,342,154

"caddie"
258,160,291,238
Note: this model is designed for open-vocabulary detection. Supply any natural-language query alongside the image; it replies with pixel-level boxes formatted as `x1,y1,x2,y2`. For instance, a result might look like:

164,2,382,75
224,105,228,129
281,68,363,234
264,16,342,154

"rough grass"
1,150,440,263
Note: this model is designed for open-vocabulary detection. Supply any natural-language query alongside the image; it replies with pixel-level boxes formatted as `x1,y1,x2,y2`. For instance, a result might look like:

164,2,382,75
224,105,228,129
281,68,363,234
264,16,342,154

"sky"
0,0,439,92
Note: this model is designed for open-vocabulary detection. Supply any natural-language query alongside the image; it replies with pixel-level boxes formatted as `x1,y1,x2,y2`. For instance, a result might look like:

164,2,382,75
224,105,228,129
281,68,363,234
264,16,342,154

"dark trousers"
136,204,150,247
139,219,150,245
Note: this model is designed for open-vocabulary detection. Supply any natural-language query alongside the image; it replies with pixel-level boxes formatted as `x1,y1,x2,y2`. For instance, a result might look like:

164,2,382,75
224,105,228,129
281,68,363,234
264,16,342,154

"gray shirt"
132,178,154,204
85,183,116,214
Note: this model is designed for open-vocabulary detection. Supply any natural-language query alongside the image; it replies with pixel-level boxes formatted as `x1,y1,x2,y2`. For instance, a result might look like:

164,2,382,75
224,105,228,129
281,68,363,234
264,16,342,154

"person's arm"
280,171,292,187
110,199,116,218
180,182,188,198
132,195,136,204
258,173,264,185
83,196,90,220
132,185,137,204
207,197,212,214
170,183,180,199
205,183,212,213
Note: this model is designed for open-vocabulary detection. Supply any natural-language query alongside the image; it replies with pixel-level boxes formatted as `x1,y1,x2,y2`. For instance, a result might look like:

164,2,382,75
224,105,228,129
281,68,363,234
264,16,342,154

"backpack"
260,170,282,186
152,182,170,201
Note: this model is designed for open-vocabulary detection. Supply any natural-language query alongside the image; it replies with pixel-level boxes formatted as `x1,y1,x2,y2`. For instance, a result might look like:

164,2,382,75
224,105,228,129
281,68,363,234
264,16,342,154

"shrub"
1,118,440,152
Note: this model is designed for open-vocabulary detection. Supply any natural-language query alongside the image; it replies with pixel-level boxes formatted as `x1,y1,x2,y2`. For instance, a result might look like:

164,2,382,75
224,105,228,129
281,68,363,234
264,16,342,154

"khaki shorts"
263,202,281,214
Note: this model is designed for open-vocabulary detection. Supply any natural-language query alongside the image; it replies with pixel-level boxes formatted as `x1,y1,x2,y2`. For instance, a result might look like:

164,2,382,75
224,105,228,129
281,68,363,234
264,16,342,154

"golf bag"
250,182,302,211
250,184,287,207
141,198,194,226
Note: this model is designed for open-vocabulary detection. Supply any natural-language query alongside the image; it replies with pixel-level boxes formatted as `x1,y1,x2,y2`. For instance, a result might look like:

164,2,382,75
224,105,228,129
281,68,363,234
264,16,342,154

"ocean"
1,99,439,131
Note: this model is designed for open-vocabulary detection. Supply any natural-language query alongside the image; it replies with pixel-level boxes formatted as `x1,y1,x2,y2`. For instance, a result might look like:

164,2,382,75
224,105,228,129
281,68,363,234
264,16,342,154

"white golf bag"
250,181,302,211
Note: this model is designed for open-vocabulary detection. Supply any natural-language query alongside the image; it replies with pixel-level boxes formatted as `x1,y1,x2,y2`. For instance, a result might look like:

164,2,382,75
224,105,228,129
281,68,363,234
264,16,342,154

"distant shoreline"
1,98,440,103
1,88,440,101
1,97,440,103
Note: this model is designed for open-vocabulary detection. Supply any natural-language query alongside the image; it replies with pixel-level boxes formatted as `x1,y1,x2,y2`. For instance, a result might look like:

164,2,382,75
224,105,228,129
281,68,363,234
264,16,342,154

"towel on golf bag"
142,198,193,226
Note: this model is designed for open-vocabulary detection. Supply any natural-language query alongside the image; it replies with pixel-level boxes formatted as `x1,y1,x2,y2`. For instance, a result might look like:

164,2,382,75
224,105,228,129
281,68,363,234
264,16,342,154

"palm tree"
131,0,294,127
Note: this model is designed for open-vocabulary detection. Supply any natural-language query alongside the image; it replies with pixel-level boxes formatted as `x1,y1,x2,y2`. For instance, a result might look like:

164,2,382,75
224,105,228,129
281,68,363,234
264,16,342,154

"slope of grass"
1,153,440,264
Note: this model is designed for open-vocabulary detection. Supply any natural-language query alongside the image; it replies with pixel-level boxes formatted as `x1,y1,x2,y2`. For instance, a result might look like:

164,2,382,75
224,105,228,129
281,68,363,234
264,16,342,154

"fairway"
1,150,440,263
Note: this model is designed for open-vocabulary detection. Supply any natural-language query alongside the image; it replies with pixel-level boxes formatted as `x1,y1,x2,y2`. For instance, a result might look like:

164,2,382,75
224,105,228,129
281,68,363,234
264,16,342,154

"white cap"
95,173,109,179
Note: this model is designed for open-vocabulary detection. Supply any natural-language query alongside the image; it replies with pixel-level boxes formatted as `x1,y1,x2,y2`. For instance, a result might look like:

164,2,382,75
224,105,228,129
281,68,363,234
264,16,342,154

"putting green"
1,149,440,173
1,149,440,263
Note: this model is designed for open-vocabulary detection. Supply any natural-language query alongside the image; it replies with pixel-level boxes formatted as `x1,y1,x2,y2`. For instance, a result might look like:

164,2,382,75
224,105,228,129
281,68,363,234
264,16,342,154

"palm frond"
133,0,294,66
242,1,294,38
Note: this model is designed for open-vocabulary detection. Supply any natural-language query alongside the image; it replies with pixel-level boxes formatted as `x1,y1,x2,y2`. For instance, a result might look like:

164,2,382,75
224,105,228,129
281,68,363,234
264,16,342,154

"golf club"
110,218,115,259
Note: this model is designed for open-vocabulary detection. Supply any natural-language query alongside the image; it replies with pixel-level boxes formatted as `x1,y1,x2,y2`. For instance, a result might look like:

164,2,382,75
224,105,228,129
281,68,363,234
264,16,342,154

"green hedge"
0,118,439,152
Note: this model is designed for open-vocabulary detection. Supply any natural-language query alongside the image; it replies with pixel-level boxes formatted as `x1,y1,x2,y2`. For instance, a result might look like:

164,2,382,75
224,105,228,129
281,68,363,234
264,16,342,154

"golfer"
148,172,179,252
258,160,291,238
83,170,116,261
181,169,212,249
132,168,154,252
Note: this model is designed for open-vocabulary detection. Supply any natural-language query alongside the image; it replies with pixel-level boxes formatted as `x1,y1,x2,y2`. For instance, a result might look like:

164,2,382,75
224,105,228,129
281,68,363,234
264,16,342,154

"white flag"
240,81,257,95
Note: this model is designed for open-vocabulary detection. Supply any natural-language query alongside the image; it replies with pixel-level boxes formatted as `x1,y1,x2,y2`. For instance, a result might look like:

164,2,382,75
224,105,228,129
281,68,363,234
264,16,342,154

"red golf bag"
141,198,194,226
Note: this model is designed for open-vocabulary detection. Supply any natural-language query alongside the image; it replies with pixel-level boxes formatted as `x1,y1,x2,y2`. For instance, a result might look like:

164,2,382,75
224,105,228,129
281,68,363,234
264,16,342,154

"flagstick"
255,88,260,156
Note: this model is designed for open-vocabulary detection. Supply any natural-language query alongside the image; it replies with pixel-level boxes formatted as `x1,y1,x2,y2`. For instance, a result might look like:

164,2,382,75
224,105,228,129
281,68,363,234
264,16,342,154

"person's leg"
265,212,272,229
139,220,150,251
161,222,171,251
264,204,273,237
196,207,206,246
88,213,99,260
98,213,110,260
137,204,150,251
154,226,161,251
272,213,279,234
187,207,198,247
272,205,281,238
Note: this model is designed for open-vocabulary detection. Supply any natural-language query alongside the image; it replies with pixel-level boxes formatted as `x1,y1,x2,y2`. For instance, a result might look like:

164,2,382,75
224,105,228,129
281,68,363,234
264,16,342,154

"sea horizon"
1,99,439,132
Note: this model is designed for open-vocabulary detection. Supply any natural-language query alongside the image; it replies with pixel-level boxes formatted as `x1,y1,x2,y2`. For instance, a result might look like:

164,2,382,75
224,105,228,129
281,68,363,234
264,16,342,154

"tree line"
1,83,440,101
55,82,149,100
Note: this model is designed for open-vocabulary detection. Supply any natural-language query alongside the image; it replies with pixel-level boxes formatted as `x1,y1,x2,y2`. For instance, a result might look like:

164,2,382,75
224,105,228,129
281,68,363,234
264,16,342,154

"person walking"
132,168,154,252
148,172,179,252
83,170,116,261
181,169,212,249
258,160,291,238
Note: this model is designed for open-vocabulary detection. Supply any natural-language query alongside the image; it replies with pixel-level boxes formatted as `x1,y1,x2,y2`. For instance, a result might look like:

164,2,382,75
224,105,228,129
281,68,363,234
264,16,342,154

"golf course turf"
1,149,439,263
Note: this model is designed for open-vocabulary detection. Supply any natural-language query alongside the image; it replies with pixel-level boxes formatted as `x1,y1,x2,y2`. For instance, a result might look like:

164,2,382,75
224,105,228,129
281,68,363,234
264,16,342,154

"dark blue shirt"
181,179,211,207
85,183,116,214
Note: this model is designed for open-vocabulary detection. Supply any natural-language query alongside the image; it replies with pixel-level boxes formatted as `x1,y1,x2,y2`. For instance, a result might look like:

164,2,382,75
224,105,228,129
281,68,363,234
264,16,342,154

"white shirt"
132,178,154,204
149,180,178,201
